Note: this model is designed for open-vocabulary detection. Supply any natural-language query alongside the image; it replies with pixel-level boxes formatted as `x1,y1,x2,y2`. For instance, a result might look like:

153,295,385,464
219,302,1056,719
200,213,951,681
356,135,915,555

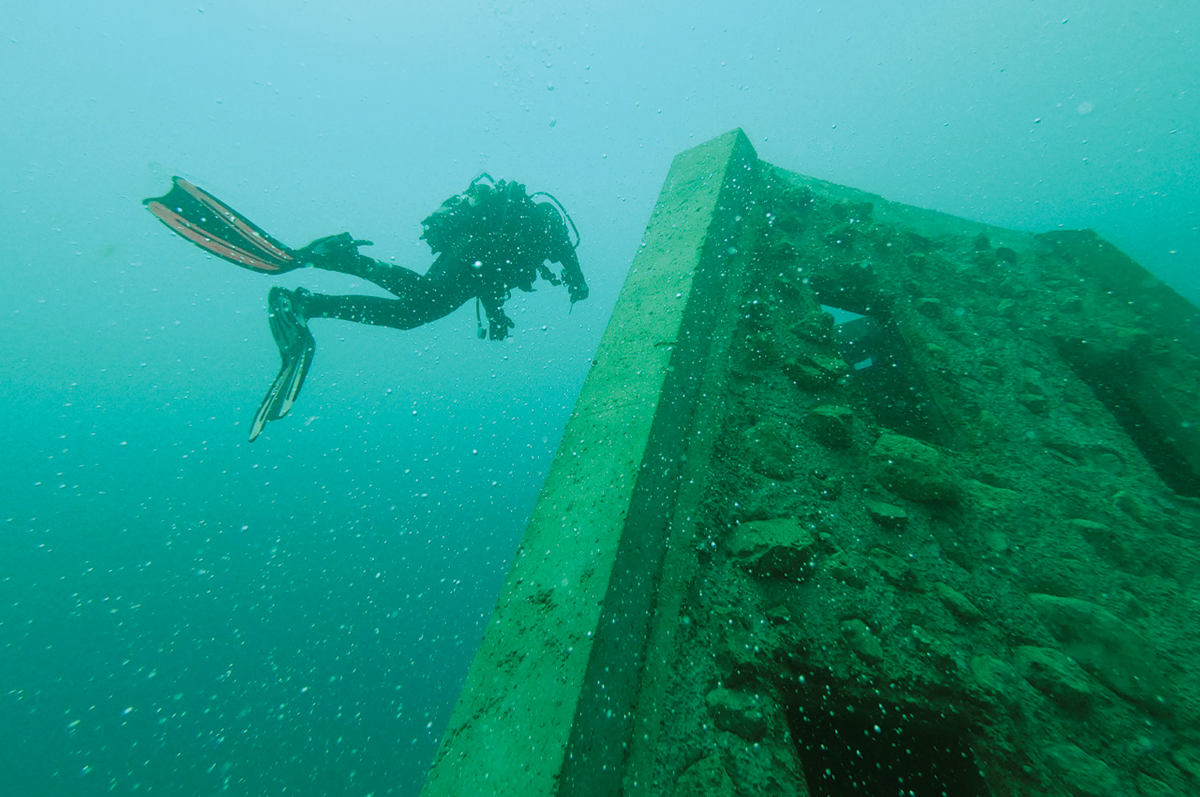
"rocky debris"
1028,593,1168,712
701,674,808,796
705,688,769,741
722,735,807,797
840,618,883,662
868,432,959,502
807,404,855,448
742,421,796,480
1042,744,1126,797
711,608,773,681
674,755,736,797
933,581,984,621
1012,646,1093,709
726,518,817,580
644,167,1200,797
863,496,908,528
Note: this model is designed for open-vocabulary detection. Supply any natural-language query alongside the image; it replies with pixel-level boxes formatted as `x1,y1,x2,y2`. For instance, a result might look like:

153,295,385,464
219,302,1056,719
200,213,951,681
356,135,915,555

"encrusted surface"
640,164,1200,797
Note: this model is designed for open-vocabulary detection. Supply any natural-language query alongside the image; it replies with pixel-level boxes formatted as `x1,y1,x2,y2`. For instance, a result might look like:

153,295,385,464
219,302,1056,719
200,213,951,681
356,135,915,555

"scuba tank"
420,173,579,255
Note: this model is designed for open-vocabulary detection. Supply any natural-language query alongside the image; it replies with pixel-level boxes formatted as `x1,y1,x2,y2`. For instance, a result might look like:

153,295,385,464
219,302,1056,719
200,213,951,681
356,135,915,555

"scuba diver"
144,174,588,441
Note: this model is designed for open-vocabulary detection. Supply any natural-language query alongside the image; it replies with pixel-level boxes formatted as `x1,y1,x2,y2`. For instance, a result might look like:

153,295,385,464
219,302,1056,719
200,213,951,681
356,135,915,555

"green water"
2,1,1196,794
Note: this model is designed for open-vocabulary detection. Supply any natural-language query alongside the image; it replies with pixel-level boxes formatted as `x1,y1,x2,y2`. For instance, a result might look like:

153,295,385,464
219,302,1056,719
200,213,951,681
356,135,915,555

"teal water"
2,2,1196,795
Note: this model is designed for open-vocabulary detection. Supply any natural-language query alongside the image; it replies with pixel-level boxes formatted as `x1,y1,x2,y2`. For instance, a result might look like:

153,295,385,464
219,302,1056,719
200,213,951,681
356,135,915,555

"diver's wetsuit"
293,199,587,341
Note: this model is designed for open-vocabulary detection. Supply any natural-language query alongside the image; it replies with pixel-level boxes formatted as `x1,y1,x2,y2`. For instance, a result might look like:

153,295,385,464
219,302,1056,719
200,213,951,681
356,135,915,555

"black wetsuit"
294,197,587,341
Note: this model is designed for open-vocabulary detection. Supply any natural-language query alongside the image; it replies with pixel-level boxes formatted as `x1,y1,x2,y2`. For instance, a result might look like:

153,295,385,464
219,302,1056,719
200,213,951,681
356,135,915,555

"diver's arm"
557,246,589,303
479,292,515,341
535,202,588,303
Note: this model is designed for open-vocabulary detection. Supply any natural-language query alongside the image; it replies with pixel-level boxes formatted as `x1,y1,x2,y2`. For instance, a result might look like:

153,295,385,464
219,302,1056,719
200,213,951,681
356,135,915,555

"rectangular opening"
787,678,988,797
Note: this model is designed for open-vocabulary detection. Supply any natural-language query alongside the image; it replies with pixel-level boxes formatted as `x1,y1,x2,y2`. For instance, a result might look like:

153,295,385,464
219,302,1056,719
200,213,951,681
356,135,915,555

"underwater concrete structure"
422,129,1200,796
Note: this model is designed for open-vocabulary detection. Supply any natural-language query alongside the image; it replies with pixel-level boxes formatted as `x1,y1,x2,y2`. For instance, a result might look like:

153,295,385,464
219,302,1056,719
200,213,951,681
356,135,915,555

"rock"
807,404,854,448
914,297,943,318
783,350,848,389
808,469,843,500
825,221,857,248
970,655,1021,700
1113,490,1151,526
1029,593,1168,712
1013,646,1093,709
1172,745,1200,783
840,618,883,662
910,624,959,672
1043,744,1124,797
868,433,959,502
1059,295,1085,314
864,497,908,528
675,754,736,797
1070,518,1135,568
764,604,792,625
727,518,817,580
962,478,1017,516
982,529,1009,552
743,421,796,480
933,581,984,621
868,548,920,591
1018,388,1049,414
791,309,835,343
705,688,769,742
825,552,866,589
1135,773,1176,797
712,609,768,681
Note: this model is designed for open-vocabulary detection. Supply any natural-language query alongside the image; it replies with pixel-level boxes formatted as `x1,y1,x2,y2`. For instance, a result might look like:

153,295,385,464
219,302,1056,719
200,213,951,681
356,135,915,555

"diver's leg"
298,270,477,331
298,233,430,296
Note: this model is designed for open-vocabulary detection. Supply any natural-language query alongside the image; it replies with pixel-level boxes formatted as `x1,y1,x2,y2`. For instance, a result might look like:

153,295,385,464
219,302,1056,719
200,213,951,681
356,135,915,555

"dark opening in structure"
823,304,953,447
1063,355,1200,498
787,681,988,797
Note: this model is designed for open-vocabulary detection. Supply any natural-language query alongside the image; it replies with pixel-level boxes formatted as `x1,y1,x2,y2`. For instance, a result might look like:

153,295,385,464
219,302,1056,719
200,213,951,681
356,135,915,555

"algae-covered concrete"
421,129,758,797
424,129,1200,797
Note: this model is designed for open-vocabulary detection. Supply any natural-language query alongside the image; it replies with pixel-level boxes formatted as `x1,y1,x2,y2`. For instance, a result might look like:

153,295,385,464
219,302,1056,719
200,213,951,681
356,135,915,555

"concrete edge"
420,128,759,797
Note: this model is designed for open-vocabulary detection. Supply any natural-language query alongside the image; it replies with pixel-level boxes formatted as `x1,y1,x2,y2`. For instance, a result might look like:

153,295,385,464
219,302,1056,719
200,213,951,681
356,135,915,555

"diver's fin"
145,177,301,274
248,337,315,441
248,287,317,442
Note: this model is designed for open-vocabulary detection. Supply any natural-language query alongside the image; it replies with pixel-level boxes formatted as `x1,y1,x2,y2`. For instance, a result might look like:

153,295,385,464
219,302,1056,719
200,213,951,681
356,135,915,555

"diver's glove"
567,279,589,304
488,309,515,341
559,249,588,304
297,232,374,267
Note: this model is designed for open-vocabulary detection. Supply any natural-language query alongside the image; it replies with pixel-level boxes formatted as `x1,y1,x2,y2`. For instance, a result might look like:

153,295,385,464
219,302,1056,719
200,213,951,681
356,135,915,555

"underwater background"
1,2,1196,795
